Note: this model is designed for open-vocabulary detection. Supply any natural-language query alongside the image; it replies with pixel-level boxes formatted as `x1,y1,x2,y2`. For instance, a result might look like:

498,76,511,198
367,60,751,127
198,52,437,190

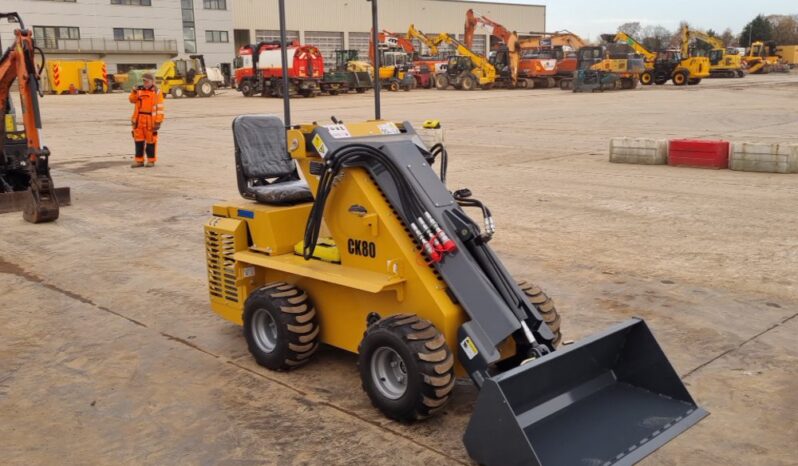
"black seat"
232,114,313,205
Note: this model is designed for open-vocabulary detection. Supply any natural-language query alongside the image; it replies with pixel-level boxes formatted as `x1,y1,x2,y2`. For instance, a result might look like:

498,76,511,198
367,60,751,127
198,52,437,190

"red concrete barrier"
668,139,730,169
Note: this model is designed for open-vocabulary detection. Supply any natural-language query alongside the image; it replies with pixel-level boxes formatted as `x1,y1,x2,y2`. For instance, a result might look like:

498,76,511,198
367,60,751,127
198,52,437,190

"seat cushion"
251,179,313,205
233,114,295,179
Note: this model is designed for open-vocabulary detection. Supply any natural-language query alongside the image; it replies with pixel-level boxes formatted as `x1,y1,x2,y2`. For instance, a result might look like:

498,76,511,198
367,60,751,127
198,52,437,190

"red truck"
234,41,324,97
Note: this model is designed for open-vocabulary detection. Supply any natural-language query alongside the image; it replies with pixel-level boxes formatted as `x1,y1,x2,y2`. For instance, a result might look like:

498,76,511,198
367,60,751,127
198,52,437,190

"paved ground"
1,74,797,465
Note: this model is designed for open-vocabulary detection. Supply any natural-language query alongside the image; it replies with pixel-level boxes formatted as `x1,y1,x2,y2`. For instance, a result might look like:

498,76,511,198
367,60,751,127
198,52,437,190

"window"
205,30,228,43
33,26,80,48
113,28,155,41
111,0,151,5
181,0,197,53
203,0,226,9
116,63,157,73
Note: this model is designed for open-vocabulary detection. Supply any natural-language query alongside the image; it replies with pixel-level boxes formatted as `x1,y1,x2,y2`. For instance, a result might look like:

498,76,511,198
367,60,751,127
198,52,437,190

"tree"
769,15,798,44
739,15,773,47
706,29,717,38
617,22,642,38
720,28,736,47
641,25,672,51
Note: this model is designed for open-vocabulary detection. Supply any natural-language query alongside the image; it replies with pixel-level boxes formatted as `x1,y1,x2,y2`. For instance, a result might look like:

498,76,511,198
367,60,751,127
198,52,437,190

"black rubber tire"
672,71,688,86
170,86,184,98
640,71,653,86
559,79,571,90
356,87,367,93
434,73,449,90
358,314,454,422
328,89,340,96
518,281,562,347
388,80,400,92
239,81,253,97
243,282,320,371
196,78,214,97
461,74,476,91
687,78,701,85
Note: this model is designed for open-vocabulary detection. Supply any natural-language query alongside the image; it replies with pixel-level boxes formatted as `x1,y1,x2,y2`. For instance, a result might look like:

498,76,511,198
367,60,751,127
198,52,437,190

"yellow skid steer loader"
204,2,707,464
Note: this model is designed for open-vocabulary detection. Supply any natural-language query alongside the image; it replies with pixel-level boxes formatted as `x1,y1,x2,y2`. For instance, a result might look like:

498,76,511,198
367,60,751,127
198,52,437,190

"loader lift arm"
406,24,440,57
604,31,658,64
430,32,496,84
0,12,64,222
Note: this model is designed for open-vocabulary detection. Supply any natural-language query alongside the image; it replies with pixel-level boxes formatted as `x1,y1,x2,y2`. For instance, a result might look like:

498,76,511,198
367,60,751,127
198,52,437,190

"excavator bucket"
464,319,707,466
0,187,70,220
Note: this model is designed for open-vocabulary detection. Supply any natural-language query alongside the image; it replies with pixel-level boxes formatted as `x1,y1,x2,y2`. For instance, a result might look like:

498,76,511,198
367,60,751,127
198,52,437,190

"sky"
469,0,797,40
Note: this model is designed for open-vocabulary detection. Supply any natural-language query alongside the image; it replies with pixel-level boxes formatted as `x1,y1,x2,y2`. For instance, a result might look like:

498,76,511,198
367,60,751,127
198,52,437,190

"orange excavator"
1,12,69,223
517,31,587,82
464,9,558,88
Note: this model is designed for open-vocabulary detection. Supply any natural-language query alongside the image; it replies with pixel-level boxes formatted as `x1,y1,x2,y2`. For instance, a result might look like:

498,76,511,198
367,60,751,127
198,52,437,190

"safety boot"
145,162,155,168
131,161,144,168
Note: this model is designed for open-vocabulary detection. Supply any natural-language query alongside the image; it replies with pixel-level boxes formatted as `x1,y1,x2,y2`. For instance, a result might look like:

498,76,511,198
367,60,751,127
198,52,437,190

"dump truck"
204,2,708,465
234,41,323,97
1,12,70,223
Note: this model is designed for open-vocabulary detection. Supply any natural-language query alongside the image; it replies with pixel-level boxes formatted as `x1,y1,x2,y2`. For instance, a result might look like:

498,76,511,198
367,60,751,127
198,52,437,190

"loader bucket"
0,187,70,215
464,319,707,466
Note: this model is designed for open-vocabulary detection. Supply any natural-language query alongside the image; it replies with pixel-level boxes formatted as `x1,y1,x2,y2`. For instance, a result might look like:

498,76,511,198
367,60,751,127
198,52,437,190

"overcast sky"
471,1,796,40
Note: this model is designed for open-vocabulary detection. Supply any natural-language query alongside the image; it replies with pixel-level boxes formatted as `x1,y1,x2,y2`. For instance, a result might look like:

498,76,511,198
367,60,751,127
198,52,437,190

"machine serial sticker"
312,134,329,157
461,337,479,360
325,124,351,139
377,122,401,135
243,266,255,278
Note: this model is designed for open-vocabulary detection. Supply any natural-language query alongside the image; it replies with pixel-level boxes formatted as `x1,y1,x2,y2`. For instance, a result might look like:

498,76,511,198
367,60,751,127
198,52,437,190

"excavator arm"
0,12,65,222
518,31,586,51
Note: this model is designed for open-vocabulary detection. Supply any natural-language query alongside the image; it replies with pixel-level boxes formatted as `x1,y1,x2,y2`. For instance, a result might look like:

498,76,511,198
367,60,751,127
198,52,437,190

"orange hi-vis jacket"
129,86,164,143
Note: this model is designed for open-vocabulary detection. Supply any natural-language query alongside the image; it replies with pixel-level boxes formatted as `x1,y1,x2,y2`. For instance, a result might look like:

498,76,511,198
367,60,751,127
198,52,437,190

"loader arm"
517,31,586,51
431,33,496,84
0,12,63,223
606,32,657,64
406,24,439,57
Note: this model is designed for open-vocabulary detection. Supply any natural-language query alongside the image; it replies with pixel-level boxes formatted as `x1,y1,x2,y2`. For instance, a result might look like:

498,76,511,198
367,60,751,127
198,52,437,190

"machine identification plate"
461,337,479,360
312,134,329,157
377,122,401,135
325,124,352,139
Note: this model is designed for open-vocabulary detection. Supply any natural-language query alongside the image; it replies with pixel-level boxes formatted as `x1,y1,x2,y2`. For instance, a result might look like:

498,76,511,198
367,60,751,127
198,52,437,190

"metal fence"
41,38,178,55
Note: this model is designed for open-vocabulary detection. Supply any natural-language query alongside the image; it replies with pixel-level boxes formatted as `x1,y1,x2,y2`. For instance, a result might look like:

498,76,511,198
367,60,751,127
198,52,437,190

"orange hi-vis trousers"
130,86,164,163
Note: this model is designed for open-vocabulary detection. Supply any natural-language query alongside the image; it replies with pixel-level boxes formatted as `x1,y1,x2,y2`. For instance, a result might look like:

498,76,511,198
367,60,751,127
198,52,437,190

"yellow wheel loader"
204,2,707,464
155,54,215,98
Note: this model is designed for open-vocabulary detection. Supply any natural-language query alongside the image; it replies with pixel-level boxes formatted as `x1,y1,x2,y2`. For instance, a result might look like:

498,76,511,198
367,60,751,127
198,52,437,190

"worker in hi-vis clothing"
129,73,164,168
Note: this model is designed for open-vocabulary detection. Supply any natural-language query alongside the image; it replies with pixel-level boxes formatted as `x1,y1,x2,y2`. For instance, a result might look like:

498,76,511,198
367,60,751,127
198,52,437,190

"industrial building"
0,0,233,73
233,0,546,66
1,0,544,74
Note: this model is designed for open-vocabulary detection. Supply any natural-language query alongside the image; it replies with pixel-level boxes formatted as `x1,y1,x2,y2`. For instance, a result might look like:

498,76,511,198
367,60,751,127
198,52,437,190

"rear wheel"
460,74,477,91
518,281,562,347
672,71,688,86
358,314,454,422
196,78,214,97
243,283,320,371
640,71,653,86
170,86,185,98
434,73,449,90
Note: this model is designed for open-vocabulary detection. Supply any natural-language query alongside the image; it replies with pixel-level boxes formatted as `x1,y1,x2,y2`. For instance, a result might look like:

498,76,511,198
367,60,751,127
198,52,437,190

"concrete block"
609,138,668,165
729,143,798,174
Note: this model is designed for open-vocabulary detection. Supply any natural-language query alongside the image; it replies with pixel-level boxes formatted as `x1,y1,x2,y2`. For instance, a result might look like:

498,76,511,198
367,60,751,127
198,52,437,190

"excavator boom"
0,12,69,222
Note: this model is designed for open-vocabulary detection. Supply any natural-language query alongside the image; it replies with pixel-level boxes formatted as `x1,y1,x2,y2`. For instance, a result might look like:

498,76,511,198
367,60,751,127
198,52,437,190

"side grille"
206,230,239,303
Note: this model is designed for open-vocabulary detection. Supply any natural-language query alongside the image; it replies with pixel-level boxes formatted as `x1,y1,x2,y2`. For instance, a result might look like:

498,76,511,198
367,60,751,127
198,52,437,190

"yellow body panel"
205,120,521,376
45,60,108,94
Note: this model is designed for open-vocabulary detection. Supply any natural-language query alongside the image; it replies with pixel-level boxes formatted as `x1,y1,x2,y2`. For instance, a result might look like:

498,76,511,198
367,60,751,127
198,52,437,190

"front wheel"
170,86,185,98
243,283,321,371
672,71,688,86
640,71,653,86
518,281,562,347
358,314,454,422
434,73,450,90
460,74,476,91
239,81,254,97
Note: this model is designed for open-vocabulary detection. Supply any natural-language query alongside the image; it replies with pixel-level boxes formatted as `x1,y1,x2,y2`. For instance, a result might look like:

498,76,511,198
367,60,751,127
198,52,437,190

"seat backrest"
233,114,296,179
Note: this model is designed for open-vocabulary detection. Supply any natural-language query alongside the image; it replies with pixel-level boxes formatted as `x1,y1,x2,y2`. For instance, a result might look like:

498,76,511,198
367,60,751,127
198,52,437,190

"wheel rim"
252,308,278,353
642,73,651,84
371,347,408,400
202,83,212,94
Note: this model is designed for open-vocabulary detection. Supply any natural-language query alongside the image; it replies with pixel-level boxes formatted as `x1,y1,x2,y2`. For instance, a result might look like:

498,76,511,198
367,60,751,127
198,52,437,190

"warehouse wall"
233,0,546,64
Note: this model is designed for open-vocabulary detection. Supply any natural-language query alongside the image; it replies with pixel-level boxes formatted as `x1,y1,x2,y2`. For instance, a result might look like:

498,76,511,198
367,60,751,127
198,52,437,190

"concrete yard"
1,75,797,465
